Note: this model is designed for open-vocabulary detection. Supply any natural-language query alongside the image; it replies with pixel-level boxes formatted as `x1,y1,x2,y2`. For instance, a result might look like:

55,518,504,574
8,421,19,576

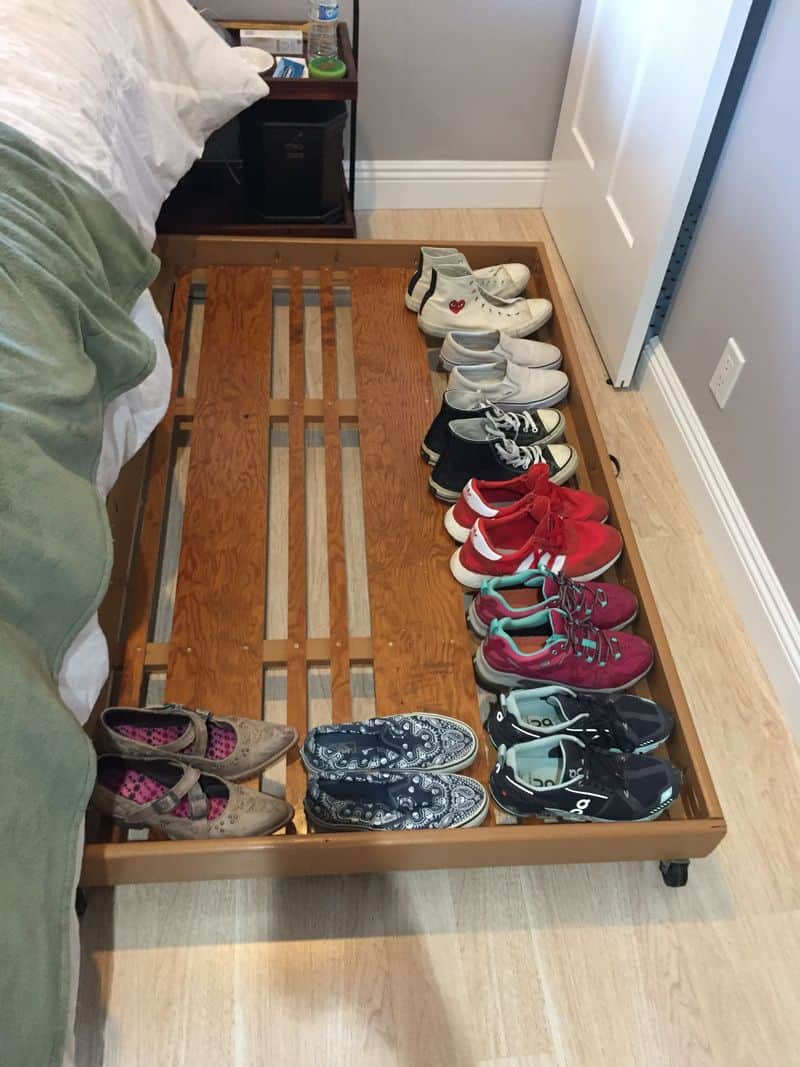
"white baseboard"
351,160,550,211
640,338,800,737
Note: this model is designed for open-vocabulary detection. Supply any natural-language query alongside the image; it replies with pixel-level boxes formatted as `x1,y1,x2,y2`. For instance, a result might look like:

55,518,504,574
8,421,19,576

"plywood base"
81,239,725,886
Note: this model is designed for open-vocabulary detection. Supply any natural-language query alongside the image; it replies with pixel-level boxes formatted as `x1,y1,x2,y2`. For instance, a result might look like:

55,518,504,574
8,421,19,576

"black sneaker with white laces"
421,392,566,465
487,688,674,754
489,735,682,822
428,418,578,502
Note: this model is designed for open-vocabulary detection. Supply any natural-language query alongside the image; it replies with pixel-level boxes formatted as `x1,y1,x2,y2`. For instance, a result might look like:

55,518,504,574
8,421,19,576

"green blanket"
0,122,160,1065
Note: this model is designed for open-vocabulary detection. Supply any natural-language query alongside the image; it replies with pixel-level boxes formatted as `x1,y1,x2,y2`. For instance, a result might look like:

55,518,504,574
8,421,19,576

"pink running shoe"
474,609,653,693
467,569,638,638
444,466,608,543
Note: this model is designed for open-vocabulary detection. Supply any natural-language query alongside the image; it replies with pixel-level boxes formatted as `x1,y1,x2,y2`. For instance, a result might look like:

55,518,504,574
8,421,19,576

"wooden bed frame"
81,238,726,887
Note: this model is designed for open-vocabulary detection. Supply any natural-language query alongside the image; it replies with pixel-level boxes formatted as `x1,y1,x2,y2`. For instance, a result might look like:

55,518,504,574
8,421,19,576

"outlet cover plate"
710,337,746,409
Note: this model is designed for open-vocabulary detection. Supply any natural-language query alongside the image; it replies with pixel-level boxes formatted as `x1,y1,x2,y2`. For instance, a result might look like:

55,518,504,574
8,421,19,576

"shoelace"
487,406,540,439
469,278,523,318
580,746,630,795
493,435,547,472
552,611,622,668
481,266,511,292
532,506,567,552
540,568,608,617
569,694,632,749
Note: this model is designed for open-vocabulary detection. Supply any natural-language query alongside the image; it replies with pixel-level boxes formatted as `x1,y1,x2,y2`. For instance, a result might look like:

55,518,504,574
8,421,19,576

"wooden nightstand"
157,12,359,238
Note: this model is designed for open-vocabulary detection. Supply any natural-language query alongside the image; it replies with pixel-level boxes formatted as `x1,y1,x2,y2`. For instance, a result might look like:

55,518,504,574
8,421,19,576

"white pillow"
0,0,268,245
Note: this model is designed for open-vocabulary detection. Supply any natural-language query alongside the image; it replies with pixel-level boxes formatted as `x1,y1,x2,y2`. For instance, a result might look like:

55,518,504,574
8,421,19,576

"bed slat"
164,266,271,721
286,270,309,811
320,269,352,723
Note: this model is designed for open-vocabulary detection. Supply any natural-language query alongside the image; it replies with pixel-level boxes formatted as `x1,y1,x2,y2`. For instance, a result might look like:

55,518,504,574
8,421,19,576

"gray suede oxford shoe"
96,704,297,781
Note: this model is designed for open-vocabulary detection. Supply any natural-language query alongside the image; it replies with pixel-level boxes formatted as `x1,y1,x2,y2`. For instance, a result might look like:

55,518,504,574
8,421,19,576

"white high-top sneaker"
418,264,551,339
440,330,562,372
405,247,530,312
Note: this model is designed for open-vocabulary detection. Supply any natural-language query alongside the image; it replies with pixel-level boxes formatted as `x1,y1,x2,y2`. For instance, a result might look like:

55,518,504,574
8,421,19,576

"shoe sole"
450,543,624,590
431,441,578,506
444,383,570,411
299,713,479,775
489,787,675,822
113,804,295,837
408,278,529,316
439,352,563,373
419,315,551,341
304,790,490,832
467,596,490,637
467,599,639,640
444,505,472,542
473,643,652,695
420,440,440,465
429,476,466,503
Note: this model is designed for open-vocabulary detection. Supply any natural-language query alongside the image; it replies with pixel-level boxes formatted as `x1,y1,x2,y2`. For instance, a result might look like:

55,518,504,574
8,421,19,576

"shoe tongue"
549,737,582,785
547,608,569,639
541,571,560,598
552,693,584,721
533,475,558,498
485,420,509,443
523,493,550,522
486,406,512,432
534,505,562,543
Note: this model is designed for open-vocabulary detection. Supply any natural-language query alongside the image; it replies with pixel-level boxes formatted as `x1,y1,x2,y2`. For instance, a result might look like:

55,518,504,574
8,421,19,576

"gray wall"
659,0,800,610
193,1,579,159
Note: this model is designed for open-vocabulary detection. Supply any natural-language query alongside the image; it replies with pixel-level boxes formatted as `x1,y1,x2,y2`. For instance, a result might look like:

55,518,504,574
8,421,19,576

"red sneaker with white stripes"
450,499,622,590
444,466,608,543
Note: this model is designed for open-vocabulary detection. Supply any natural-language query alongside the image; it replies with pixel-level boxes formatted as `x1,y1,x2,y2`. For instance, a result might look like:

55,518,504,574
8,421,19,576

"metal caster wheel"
659,860,689,887
75,887,88,918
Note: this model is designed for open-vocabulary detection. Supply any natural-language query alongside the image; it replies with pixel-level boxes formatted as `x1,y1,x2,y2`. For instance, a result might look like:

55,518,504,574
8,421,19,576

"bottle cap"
308,55,347,79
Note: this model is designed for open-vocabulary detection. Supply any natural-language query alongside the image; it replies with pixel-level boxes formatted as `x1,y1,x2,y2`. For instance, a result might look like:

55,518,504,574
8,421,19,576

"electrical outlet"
709,337,745,409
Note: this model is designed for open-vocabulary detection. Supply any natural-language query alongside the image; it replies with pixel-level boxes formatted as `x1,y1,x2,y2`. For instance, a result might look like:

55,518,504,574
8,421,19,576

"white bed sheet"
57,291,172,724
0,0,267,246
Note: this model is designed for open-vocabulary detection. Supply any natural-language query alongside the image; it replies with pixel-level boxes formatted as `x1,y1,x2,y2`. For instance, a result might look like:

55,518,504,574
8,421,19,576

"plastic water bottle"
308,1,339,59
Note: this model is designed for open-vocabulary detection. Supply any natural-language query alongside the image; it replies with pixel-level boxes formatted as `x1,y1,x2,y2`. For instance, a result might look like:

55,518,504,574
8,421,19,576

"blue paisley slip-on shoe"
301,713,478,775
305,771,489,831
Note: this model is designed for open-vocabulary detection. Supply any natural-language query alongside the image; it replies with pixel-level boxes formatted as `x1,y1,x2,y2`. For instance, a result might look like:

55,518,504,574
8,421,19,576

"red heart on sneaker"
449,299,466,314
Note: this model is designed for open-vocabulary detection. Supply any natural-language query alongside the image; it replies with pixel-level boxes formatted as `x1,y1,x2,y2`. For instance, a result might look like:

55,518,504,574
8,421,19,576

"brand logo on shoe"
449,299,466,314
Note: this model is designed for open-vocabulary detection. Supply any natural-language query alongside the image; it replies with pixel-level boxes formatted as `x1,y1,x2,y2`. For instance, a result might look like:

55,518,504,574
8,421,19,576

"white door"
544,0,753,386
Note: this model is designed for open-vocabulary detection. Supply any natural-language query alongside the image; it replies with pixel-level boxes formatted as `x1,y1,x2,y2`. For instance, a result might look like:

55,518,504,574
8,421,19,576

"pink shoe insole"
102,768,228,820
115,721,237,761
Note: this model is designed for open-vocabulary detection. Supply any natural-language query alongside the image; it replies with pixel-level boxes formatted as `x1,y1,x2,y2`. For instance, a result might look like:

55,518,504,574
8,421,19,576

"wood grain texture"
320,269,351,722
88,238,729,876
165,267,271,716
173,396,359,420
350,267,493,802
285,270,308,811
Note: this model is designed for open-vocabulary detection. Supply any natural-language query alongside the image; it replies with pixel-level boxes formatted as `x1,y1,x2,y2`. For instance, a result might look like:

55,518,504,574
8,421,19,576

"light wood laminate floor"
76,210,800,1067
